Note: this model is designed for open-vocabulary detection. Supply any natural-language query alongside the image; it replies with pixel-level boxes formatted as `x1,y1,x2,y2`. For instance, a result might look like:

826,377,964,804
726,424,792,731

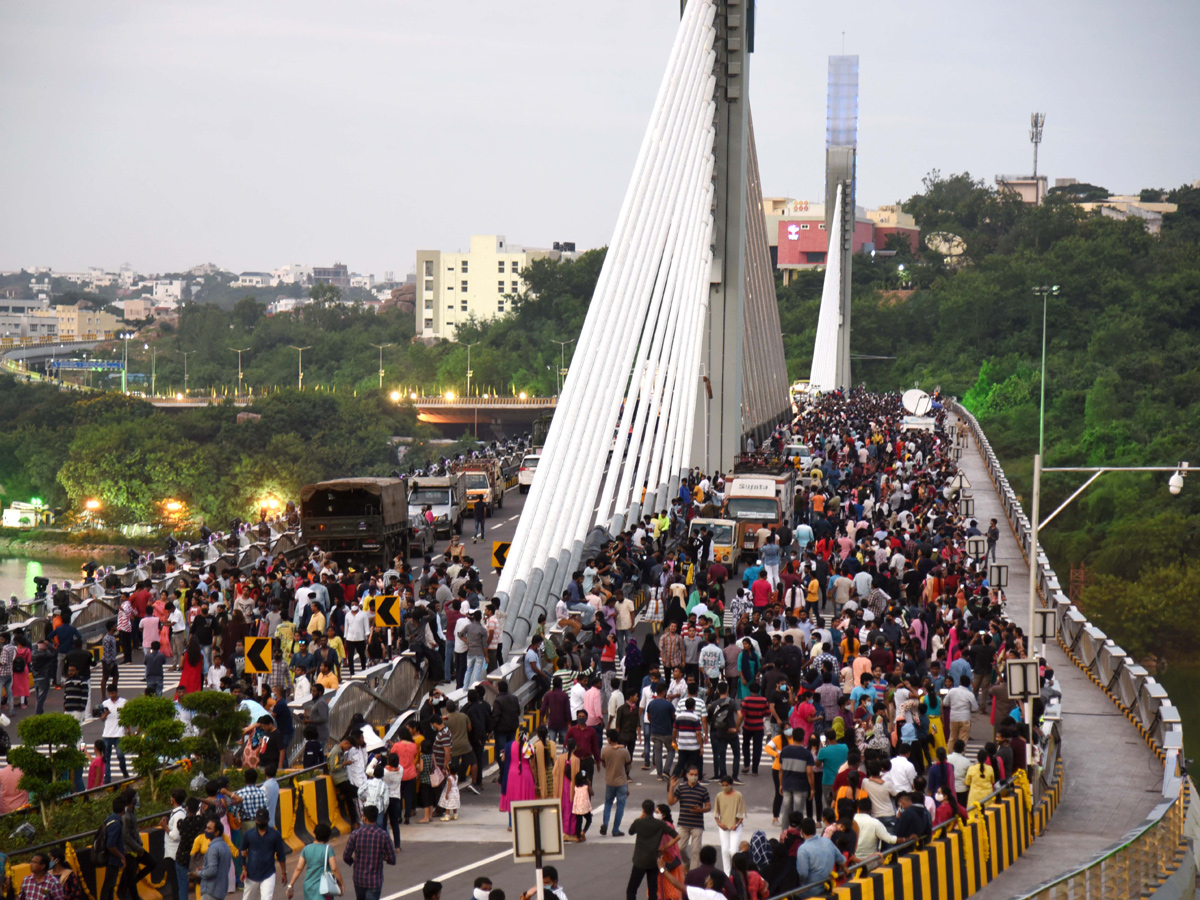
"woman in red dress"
178,636,204,694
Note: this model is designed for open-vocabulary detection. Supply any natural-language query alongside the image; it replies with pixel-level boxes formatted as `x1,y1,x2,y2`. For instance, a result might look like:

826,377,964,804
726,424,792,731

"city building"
350,273,375,290
995,174,1049,205
762,197,919,276
415,235,579,339
56,304,118,339
233,272,273,288
267,296,311,316
312,263,350,291
1074,194,1179,237
121,297,154,321
0,298,58,339
271,264,312,286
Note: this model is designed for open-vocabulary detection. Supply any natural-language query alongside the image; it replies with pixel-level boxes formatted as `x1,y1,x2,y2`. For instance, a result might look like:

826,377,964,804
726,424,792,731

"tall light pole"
178,349,193,396
144,343,158,396
289,346,311,391
462,341,480,397
1032,285,1059,456
551,338,575,396
369,343,393,390
120,332,134,394
1025,459,1188,738
229,347,250,398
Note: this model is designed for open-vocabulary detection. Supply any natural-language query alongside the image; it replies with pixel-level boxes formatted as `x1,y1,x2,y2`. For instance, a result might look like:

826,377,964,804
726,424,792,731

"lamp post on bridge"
178,349,193,397
551,339,574,396
1023,458,1188,743
144,343,157,396
229,346,250,399
1032,284,1059,456
369,342,393,390
462,341,480,397
119,331,134,394
288,345,311,391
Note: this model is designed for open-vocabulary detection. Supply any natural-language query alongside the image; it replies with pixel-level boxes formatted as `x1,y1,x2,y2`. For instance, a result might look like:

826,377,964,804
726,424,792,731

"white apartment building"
149,279,185,302
272,264,312,285
0,298,58,339
233,272,273,288
415,235,577,339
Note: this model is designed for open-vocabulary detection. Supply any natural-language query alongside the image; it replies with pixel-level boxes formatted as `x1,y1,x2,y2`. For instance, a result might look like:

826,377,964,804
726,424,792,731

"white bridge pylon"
497,0,788,650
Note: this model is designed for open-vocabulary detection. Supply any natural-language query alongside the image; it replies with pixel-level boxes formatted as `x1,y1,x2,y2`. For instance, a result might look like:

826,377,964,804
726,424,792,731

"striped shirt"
675,711,702,751
673,782,709,829
740,695,770,733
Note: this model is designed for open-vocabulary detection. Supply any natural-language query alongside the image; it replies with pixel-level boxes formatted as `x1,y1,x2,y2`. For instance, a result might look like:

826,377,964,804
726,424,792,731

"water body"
0,555,113,601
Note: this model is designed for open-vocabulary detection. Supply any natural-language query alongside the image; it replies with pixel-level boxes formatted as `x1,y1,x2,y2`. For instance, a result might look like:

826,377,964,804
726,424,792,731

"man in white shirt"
947,740,973,804
888,746,918,794
167,601,187,669
853,799,898,857
343,602,372,675
569,675,588,721
945,675,980,746
100,685,128,783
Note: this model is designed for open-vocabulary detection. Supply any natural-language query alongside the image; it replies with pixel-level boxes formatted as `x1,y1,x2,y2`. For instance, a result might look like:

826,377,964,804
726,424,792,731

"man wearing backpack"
707,681,742,784
96,796,127,900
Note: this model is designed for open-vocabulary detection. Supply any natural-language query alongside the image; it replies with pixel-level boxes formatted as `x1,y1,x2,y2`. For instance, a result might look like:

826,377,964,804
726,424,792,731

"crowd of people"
0,388,1059,900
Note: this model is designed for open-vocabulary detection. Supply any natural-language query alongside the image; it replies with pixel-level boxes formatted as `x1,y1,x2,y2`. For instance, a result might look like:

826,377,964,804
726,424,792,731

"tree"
1046,182,1109,202
118,695,186,801
310,283,342,306
9,714,86,827
179,691,250,772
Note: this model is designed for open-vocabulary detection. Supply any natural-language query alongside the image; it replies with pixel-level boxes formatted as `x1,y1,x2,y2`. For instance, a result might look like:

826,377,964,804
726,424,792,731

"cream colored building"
415,235,577,339
56,304,118,339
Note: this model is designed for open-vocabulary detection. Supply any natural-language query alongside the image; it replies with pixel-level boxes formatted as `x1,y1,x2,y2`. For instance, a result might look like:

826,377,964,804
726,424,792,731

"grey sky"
2,1,1197,278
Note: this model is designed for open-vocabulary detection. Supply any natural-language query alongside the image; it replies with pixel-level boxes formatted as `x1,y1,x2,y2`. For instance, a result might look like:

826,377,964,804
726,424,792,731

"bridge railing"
948,399,1191,895
413,396,556,406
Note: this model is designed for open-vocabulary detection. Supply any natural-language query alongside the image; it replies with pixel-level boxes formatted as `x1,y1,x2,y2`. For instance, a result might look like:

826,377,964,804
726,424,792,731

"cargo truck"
300,477,412,565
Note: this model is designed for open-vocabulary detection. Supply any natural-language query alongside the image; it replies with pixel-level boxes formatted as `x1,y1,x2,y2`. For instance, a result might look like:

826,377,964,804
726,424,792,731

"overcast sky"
2,0,1197,278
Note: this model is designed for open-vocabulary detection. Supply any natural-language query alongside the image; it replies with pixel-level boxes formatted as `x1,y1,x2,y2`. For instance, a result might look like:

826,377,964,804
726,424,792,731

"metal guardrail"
949,400,1189,896
413,396,556,407
1021,784,1188,900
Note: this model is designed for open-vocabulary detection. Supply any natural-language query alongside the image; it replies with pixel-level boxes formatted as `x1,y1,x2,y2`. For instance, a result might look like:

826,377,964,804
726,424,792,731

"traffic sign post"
966,535,988,559
492,541,511,570
375,595,401,627
244,636,271,674
989,563,1009,589
959,495,974,517
1033,608,1057,646
511,798,563,900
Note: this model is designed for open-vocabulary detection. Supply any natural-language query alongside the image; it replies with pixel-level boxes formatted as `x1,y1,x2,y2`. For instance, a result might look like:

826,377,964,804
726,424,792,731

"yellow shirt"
316,671,340,691
763,735,785,771
964,763,995,807
192,833,238,858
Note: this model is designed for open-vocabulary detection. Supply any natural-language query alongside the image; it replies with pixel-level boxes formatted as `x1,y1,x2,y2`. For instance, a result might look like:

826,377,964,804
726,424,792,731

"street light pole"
178,350,193,396
551,339,575,396
1025,457,1188,737
121,332,132,394
369,343,393,390
1032,285,1059,456
461,341,480,397
229,347,250,398
289,346,311,391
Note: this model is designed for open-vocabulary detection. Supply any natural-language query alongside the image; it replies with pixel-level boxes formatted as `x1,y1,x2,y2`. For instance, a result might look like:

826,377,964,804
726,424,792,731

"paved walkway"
956,418,1164,899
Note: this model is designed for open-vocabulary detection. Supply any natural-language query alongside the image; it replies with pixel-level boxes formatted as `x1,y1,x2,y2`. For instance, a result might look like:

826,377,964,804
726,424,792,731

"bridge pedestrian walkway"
954,417,1164,899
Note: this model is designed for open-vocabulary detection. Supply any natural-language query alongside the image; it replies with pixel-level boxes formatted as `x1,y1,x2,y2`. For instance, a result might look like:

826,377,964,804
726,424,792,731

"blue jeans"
201,644,212,673
0,673,11,706
567,601,595,625
175,862,190,900
463,655,487,689
34,677,51,714
354,887,381,900
104,736,128,783
146,676,163,696
642,722,652,764
474,518,485,539
604,783,627,831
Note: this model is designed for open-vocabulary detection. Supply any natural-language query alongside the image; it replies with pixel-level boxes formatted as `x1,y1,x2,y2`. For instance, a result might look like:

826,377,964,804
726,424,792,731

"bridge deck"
956,417,1163,898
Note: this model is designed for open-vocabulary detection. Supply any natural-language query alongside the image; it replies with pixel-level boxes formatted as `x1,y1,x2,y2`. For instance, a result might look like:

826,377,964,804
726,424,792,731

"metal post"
290,346,311,390
1027,452,1041,741
370,343,393,390
464,341,479,397
551,339,574,396
230,347,249,399
532,809,545,900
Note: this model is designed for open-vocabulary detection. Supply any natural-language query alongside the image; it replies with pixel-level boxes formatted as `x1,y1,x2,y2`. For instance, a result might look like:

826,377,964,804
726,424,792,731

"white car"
518,453,541,494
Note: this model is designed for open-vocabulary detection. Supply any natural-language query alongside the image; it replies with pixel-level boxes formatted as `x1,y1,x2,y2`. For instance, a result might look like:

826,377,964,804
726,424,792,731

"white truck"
407,472,467,537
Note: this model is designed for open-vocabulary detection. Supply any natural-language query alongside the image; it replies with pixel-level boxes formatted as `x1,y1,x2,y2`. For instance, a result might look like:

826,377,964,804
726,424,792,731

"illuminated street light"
175,393,183,401
84,499,101,511
518,391,528,400
444,390,455,401
389,390,401,402
409,391,418,400
165,500,183,512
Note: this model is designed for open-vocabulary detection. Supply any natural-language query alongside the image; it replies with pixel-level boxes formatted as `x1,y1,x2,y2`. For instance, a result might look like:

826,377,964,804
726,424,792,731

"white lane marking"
506,515,520,522
380,849,512,899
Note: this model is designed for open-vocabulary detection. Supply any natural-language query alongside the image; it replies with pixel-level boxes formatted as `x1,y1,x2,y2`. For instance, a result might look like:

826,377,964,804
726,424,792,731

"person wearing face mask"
667,766,711,868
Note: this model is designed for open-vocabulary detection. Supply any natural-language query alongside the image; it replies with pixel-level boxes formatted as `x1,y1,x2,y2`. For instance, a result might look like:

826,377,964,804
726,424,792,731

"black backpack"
11,653,24,674
91,814,119,866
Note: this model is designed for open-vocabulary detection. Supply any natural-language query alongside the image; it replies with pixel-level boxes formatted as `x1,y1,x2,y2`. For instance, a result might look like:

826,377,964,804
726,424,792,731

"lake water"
0,555,112,601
